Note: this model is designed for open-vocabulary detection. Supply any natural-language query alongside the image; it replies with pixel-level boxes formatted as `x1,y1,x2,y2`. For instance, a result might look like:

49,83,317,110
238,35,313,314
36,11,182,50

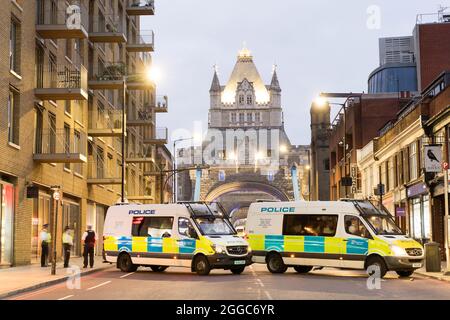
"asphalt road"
7,264,450,300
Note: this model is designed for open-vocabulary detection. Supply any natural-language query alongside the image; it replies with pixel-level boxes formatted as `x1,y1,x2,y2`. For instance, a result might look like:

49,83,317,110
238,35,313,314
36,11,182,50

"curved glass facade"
368,64,418,94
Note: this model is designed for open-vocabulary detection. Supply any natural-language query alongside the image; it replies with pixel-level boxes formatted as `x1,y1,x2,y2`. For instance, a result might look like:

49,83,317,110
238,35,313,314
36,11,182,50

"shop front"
87,202,108,256
407,182,431,243
0,181,14,266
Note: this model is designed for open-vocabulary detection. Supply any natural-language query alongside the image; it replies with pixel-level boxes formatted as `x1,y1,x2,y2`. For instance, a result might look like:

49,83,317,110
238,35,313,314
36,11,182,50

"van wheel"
150,266,168,272
267,253,287,274
230,266,245,275
118,253,138,273
396,270,414,278
294,266,313,273
194,255,211,276
365,256,387,278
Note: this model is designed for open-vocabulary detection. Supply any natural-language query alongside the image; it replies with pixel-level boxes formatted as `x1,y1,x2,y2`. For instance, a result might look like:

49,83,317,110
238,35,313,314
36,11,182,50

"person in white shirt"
62,226,74,268
82,225,98,268
40,224,51,267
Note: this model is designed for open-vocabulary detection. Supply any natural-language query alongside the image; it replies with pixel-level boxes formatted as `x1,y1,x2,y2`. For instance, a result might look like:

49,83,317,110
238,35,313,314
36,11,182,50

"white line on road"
120,272,136,279
57,295,74,300
256,278,265,287
264,291,273,300
86,281,111,291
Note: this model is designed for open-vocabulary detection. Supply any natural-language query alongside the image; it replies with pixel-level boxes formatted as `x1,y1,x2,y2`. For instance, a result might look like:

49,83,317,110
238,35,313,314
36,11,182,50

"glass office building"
368,63,418,94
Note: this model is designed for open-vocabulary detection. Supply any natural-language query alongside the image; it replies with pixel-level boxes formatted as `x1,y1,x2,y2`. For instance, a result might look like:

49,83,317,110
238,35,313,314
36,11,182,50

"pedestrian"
82,225,97,268
62,226,73,268
40,224,51,267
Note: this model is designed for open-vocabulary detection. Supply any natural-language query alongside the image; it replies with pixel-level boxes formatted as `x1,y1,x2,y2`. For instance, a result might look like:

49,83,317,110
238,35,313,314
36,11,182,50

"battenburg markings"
261,207,295,213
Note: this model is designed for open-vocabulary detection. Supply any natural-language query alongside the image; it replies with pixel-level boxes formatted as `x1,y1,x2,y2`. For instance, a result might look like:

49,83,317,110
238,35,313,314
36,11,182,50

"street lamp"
173,137,194,203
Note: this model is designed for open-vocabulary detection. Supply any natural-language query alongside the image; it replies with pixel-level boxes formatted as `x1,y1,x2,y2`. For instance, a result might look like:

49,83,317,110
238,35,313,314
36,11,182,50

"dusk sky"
141,0,448,148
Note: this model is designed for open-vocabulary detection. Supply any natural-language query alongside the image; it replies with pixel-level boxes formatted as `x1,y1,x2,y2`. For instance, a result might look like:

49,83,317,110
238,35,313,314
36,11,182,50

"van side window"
132,217,174,237
178,217,195,238
283,215,338,237
344,216,371,239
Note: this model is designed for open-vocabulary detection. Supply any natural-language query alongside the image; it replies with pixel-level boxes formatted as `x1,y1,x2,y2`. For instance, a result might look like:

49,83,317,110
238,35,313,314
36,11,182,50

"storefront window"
0,183,14,265
411,198,421,239
423,196,431,240
62,201,81,256
409,195,431,241
31,194,51,263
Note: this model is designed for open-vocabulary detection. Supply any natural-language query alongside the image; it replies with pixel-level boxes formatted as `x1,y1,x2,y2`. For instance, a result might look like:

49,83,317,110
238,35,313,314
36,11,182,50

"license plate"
413,263,422,268
234,260,246,265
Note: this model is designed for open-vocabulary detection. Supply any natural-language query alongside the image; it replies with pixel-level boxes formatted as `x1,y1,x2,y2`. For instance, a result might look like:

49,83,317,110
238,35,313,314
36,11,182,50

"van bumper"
207,253,253,269
384,256,424,271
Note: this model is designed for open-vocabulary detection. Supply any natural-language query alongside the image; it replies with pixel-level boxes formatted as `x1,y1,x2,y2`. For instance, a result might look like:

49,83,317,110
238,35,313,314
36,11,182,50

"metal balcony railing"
88,108,124,137
127,0,155,15
34,128,87,163
127,30,154,52
36,0,89,38
36,53,88,100
89,14,127,43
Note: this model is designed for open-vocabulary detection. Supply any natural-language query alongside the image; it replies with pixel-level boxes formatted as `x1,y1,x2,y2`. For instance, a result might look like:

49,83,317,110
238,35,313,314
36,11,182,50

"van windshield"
363,215,403,235
195,217,235,236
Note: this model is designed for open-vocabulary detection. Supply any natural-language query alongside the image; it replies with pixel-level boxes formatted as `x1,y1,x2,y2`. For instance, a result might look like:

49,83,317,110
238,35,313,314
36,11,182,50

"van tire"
194,255,211,276
365,256,387,278
150,266,168,272
294,266,313,273
230,266,245,275
266,253,287,274
118,253,138,273
396,270,414,278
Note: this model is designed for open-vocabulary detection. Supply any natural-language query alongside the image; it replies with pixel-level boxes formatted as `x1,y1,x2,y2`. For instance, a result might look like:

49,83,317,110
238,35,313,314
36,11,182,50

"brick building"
0,0,170,267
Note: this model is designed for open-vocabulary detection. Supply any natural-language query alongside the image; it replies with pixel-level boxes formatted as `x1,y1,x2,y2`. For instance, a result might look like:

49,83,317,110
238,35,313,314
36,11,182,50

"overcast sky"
141,0,448,147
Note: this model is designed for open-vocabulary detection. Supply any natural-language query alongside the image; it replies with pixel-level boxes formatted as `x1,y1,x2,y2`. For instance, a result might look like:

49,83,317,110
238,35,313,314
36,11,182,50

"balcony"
35,56,88,101
143,127,168,145
127,106,154,127
126,73,156,90
88,16,127,43
88,62,126,90
87,158,122,185
36,0,88,39
126,0,155,16
88,108,124,137
34,129,87,163
126,31,154,52
153,95,168,113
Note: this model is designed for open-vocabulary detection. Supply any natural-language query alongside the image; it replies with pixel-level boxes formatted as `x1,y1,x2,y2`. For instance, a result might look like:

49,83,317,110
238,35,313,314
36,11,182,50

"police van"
246,200,424,278
103,202,252,275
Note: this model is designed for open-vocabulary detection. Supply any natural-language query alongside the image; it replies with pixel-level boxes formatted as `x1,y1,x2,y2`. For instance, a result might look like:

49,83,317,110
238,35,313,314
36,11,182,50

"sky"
140,0,449,148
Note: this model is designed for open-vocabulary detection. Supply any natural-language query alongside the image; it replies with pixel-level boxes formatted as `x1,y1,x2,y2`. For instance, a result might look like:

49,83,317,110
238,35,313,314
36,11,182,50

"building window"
239,113,245,124
73,130,82,175
255,112,261,123
388,158,395,191
10,18,20,74
7,87,20,145
380,162,387,190
238,94,244,105
48,112,56,153
246,113,252,123
231,113,236,123
64,124,71,170
409,142,418,181
246,95,253,105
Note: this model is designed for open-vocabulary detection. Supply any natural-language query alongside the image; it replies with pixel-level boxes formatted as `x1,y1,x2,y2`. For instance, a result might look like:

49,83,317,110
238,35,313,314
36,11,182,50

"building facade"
0,0,169,267
177,48,310,222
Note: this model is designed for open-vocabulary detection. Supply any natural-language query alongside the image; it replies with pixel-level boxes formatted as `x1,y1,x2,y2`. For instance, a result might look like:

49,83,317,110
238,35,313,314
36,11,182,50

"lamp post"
173,137,194,203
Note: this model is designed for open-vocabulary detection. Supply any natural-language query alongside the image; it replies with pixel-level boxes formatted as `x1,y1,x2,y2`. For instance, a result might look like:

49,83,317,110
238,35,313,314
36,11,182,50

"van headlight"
390,245,407,257
212,244,226,254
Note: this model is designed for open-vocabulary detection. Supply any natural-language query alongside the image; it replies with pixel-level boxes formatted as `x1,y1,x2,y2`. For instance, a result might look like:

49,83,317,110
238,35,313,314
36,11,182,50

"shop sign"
407,182,428,198
395,207,406,217
424,145,442,173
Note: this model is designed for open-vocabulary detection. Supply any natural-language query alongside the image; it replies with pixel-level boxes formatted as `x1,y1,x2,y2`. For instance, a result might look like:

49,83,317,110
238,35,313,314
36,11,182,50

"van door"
342,215,372,269
174,217,198,267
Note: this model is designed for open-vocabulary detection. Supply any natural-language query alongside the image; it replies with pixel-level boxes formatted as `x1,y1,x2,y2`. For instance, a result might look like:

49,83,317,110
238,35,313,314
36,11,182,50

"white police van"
103,202,252,275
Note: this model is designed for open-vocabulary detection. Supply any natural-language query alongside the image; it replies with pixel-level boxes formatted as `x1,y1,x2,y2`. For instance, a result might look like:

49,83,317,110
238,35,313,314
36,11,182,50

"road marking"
58,295,74,300
264,290,273,300
120,272,136,279
256,278,265,287
86,281,111,291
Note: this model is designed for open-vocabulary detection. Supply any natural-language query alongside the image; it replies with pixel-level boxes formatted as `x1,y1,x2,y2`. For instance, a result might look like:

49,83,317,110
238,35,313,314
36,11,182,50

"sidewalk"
415,262,450,282
0,256,113,299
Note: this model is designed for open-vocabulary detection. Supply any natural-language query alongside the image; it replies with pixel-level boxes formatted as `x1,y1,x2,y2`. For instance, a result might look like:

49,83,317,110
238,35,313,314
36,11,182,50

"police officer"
40,224,51,267
62,226,73,268
82,225,97,268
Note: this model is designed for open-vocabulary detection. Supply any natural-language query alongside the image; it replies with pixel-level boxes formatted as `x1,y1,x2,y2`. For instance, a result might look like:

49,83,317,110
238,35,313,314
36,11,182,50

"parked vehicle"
103,202,252,275
246,199,424,278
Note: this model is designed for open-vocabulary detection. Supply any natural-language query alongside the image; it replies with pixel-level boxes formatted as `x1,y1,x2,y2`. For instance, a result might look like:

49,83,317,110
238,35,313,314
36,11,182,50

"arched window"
246,95,253,105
